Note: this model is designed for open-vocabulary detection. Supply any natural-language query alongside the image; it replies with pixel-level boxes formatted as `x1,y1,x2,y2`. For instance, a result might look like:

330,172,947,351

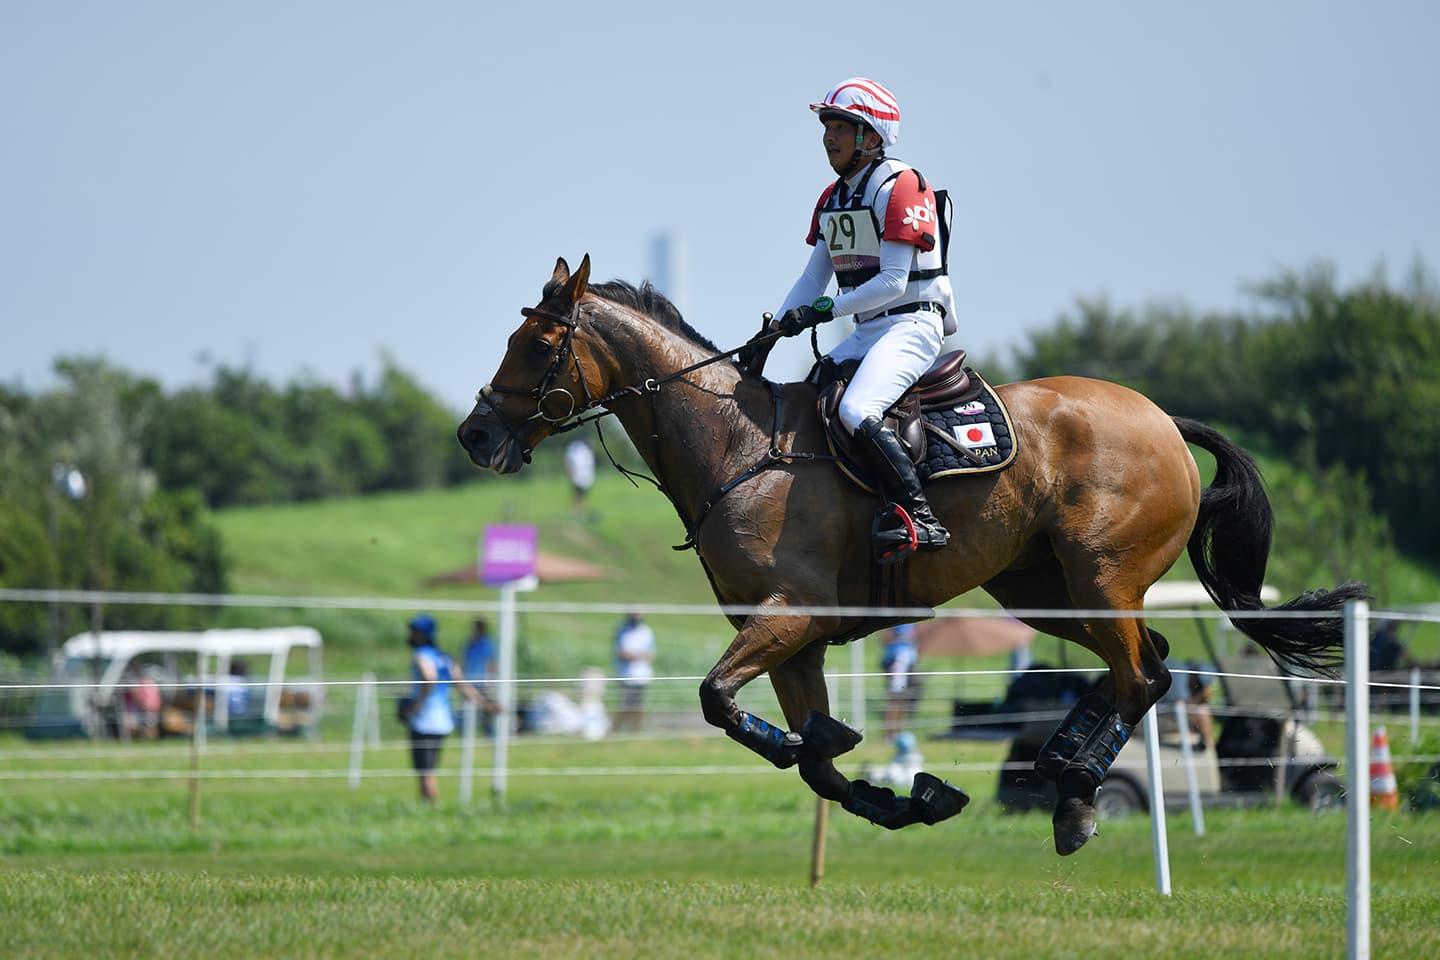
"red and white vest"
806,158,950,295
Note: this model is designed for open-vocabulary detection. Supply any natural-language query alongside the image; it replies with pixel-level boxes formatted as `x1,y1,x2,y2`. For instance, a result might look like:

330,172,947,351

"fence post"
1173,698,1205,836
1344,599,1370,960
1142,704,1172,895
348,673,375,789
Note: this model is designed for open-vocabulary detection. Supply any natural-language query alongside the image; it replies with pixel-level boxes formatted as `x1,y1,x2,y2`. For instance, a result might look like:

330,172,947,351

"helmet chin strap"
840,124,883,176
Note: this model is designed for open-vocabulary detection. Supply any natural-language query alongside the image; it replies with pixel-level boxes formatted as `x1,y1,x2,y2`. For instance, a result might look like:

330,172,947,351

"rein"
476,300,828,551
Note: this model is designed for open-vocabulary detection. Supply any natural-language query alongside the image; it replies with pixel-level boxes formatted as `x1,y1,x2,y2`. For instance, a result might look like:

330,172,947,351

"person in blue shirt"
880,623,922,743
399,613,490,803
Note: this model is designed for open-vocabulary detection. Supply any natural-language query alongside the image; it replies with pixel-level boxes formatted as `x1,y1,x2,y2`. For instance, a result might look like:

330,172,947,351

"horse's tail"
1174,417,1370,676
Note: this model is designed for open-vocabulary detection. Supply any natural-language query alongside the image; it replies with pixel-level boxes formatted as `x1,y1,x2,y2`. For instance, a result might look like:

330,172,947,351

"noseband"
473,300,645,463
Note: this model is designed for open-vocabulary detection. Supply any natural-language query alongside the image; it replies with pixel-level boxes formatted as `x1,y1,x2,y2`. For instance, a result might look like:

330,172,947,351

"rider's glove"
777,297,834,337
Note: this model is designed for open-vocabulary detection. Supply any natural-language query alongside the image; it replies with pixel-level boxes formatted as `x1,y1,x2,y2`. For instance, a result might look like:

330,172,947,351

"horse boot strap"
909,771,970,825
800,710,864,760
1034,692,1135,791
842,778,920,830
726,711,804,769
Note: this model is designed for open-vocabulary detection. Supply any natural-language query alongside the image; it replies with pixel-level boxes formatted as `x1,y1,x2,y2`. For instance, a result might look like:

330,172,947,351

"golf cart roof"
1144,581,1279,609
60,627,322,661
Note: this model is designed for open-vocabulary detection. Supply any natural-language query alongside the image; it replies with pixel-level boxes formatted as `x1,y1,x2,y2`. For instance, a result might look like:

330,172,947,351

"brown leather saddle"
816,350,983,485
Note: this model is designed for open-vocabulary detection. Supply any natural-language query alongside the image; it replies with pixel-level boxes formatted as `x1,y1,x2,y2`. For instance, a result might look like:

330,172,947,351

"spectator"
399,613,491,803
121,665,162,739
881,624,921,743
613,610,656,732
1183,667,1216,750
461,619,498,734
1370,621,1413,673
463,619,496,688
564,437,596,518
223,658,251,720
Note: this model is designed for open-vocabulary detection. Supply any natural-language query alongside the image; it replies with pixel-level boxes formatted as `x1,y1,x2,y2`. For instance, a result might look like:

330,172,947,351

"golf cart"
987,582,1345,817
24,627,324,740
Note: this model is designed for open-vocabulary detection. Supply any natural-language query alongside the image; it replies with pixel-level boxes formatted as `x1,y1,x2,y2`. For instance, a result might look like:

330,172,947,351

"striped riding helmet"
809,77,901,148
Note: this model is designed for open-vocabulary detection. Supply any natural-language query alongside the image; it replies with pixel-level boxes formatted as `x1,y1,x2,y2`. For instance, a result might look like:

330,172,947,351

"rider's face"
822,118,858,174
822,118,874,176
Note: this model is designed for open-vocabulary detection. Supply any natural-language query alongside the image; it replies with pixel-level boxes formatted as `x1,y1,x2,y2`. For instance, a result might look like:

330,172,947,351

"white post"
1142,705,1172,895
1345,599,1370,960
1410,666,1421,746
1173,699,1205,836
458,700,478,804
348,675,371,789
493,574,539,805
849,636,866,733
365,672,381,747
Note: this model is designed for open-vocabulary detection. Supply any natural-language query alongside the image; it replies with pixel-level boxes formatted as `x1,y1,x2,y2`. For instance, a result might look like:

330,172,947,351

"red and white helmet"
809,78,901,148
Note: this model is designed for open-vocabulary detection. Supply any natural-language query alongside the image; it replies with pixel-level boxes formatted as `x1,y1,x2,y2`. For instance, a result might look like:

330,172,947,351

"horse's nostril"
458,424,489,451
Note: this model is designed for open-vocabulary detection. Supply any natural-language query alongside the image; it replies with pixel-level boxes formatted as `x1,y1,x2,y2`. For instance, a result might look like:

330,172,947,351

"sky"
4,2,1438,412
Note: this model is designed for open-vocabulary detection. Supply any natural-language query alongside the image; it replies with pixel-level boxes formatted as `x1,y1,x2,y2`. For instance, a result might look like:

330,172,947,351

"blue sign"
481,525,537,585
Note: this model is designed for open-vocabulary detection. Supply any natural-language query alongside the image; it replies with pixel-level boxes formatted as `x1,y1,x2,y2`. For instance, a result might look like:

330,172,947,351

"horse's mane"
544,277,723,355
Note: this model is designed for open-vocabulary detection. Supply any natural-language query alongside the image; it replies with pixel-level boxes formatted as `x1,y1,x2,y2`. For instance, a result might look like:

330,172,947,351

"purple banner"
480,525,537,585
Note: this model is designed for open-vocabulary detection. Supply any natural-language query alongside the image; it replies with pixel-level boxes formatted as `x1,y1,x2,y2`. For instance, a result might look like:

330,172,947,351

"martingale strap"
674,381,837,552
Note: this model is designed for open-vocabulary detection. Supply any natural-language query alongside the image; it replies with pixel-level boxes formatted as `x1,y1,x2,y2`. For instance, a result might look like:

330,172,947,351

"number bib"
818,209,881,282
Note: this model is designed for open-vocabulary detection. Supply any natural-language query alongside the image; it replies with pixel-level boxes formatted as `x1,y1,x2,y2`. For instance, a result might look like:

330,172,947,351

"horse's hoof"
1052,794,1098,856
801,711,863,759
911,772,969,824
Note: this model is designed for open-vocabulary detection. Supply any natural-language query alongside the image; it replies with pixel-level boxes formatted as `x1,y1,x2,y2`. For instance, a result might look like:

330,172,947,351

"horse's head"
457,255,602,473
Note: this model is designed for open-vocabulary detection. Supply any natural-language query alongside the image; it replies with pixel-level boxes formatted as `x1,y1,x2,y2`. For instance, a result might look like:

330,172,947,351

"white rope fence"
6,592,1439,959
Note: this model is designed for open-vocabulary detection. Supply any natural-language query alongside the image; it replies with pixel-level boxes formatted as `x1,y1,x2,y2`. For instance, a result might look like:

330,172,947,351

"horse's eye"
531,337,551,355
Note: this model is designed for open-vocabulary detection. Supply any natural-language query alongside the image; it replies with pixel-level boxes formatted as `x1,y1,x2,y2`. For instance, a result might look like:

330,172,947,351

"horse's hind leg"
985,558,1171,855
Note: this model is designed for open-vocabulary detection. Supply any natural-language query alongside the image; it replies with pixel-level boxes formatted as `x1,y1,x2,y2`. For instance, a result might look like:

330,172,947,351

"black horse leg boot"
856,416,950,550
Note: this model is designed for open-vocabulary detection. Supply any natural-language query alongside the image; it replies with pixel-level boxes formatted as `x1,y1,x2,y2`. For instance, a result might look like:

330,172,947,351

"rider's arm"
774,241,834,319
829,240,911,318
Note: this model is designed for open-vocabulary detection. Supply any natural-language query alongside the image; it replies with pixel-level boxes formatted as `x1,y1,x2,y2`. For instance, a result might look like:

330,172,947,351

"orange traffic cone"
1370,725,1400,811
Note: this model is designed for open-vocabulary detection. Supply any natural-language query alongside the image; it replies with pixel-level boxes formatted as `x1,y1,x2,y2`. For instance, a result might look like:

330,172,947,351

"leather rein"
474,300,828,551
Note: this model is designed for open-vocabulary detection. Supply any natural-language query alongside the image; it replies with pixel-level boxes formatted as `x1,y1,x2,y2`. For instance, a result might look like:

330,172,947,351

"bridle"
472,294,820,552
471,299,629,464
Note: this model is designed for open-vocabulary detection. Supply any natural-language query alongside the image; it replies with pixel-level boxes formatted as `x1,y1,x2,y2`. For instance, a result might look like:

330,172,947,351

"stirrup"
872,503,947,564
872,504,917,565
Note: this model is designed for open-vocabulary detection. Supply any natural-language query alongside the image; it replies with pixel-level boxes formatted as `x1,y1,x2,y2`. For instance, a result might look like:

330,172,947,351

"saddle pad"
918,373,1018,481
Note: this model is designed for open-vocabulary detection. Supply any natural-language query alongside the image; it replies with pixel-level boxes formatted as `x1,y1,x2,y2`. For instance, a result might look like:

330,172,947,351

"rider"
764,77,956,551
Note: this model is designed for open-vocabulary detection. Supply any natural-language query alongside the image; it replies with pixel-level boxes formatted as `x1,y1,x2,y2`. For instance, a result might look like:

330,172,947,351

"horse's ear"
551,257,571,284
558,253,590,307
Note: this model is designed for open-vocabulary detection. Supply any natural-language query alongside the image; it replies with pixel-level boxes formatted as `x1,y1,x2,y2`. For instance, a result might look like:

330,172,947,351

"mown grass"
9,447,1440,957
3,731,1439,958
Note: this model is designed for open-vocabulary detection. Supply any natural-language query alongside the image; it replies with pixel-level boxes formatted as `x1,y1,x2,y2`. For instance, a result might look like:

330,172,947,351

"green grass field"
3,728,1439,959
6,462,1440,957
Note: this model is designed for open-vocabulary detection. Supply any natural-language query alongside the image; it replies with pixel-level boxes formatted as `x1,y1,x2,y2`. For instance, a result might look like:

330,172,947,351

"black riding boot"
856,416,950,550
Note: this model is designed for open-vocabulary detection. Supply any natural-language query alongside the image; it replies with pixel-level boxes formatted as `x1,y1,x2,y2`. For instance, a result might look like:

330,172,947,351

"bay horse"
457,255,1366,855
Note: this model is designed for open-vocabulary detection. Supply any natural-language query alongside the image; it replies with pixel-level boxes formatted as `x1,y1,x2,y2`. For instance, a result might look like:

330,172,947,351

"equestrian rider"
767,77,956,550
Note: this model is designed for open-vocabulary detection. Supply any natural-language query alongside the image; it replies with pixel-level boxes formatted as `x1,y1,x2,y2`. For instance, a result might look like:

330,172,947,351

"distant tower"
648,232,686,317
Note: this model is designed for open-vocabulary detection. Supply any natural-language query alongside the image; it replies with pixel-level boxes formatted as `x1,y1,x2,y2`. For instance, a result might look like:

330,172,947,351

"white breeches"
830,311,946,434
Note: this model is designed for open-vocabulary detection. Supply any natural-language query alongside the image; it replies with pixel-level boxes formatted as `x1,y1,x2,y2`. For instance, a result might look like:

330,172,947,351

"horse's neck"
604,333,769,515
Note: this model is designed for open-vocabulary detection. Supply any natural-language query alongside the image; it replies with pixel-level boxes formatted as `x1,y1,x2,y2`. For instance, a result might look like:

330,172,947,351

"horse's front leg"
699,605,968,830
768,641,968,830
697,600,839,770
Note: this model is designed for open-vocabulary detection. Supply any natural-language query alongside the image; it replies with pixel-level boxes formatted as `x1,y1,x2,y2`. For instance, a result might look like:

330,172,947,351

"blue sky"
4,2,1437,411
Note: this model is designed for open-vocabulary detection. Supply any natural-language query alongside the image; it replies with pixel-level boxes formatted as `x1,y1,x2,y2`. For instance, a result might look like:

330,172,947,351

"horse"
457,255,1367,855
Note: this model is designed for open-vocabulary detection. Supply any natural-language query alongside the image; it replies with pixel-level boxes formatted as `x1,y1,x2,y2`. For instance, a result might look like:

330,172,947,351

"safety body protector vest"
806,158,954,332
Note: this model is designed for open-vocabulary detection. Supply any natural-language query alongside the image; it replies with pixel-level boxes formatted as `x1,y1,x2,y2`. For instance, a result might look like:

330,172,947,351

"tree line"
1003,260,1439,588
2,259,1436,657
0,357,477,657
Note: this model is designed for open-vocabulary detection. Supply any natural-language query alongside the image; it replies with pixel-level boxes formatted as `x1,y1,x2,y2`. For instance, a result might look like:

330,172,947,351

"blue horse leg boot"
801,710,863,759
1034,692,1134,789
843,778,919,830
727,711,805,769
909,772,970,825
